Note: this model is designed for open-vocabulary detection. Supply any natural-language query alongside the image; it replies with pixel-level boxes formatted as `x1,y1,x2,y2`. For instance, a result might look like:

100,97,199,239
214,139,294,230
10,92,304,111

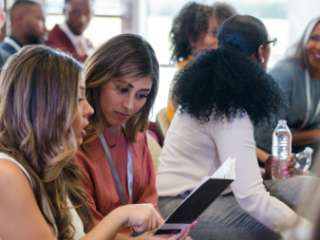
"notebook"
154,157,236,235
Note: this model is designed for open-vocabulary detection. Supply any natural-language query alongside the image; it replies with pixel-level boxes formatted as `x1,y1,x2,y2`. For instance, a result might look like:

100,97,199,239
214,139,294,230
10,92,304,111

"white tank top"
0,152,86,239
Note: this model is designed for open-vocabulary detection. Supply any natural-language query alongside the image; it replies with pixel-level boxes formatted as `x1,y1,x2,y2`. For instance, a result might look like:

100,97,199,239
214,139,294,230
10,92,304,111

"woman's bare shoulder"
0,158,31,187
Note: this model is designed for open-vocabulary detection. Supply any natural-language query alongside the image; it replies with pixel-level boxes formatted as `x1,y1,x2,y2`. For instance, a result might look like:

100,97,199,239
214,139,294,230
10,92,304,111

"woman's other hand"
121,203,164,233
281,154,297,178
264,154,300,179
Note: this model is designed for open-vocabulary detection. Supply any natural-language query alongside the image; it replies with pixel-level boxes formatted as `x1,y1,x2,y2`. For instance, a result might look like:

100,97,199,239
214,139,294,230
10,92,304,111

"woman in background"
166,1,236,123
156,15,313,240
255,17,320,160
0,45,163,240
76,34,195,240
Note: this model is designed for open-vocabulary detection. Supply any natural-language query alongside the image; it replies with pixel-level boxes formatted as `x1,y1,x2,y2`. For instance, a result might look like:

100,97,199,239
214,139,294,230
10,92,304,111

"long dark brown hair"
0,45,93,239
83,33,159,143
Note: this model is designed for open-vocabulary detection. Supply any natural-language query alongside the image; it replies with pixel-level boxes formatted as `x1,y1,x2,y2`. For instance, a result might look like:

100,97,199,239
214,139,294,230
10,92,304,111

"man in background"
0,0,47,56
0,0,10,68
46,0,94,63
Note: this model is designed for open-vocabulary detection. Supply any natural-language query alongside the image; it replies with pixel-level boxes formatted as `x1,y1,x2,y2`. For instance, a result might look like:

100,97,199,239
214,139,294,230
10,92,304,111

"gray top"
254,59,320,153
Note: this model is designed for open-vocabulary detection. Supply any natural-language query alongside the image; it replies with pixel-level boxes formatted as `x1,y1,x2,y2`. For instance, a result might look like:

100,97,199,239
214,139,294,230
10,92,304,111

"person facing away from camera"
156,15,314,240
166,1,236,123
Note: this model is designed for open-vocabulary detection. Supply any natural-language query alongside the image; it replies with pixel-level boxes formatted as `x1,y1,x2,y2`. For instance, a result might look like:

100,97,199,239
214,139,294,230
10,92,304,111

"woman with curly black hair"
166,1,236,123
156,15,313,239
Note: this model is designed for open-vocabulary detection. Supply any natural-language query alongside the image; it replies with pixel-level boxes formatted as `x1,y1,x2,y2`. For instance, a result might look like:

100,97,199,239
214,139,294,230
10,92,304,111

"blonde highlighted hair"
0,45,93,239
83,33,159,143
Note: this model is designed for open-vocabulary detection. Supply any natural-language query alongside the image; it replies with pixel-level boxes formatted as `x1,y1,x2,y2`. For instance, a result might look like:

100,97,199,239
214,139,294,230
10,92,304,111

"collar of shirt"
5,36,24,52
8,36,23,47
59,23,87,56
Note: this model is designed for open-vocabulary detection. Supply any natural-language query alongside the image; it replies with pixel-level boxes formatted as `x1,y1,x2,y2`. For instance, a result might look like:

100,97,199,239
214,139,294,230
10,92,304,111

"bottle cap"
278,119,287,124
305,147,313,154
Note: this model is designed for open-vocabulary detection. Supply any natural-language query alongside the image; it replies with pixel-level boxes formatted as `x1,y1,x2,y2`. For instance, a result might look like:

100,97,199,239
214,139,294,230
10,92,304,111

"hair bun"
222,33,251,55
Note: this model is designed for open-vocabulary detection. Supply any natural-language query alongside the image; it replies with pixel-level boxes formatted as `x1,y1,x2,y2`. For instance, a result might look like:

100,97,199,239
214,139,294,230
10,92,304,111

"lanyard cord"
99,129,133,205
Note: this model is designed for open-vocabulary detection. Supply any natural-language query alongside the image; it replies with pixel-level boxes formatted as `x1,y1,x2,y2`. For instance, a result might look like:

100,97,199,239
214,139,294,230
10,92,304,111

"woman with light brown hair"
76,34,195,239
0,45,165,240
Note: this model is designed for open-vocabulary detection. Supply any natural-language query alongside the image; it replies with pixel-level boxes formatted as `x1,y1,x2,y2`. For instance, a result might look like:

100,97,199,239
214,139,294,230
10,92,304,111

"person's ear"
0,12,6,29
257,44,265,63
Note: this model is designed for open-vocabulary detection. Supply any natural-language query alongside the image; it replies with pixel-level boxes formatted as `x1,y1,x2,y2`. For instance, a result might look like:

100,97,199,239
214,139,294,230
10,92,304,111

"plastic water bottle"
271,120,292,180
295,147,313,174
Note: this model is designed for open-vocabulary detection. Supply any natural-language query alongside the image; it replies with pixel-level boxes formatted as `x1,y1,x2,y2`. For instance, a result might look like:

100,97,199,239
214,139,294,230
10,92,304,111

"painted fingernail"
286,158,292,163
283,171,288,175
282,166,288,171
272,157,278,161
286,174,291,178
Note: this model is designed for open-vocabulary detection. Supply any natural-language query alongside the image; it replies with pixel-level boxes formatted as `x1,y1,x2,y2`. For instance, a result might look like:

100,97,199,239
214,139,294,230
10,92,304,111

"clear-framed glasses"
263,38,277,47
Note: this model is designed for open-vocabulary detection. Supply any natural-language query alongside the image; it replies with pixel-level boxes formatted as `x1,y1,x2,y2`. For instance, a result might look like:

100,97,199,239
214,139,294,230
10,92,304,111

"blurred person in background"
166,2,236,123
255,17,320,163
46,0,94,63
0,0,46,56
0,0,9,69
157,15,313,240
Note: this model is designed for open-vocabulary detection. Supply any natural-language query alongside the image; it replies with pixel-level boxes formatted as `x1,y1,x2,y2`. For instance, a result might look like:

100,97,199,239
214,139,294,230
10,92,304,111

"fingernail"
286,174,291,178
283,171,288,175
286,159,291,163
272,157,278,161
282,166,288,170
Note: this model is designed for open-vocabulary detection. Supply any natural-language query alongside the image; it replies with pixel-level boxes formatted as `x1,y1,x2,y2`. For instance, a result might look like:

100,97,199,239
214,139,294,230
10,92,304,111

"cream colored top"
156,112,311,238
0,152,85,239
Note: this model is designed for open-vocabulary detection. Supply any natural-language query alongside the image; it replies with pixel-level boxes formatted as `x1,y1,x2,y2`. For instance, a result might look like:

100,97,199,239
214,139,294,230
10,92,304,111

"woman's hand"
264,154,298,179
121,204,164,233
137,222,197,240
281,154,297,178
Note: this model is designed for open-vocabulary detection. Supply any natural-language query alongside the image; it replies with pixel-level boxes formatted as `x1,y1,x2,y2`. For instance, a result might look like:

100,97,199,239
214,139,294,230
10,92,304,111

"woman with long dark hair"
0,45,164,240
156,15,313,239
76,34,195,239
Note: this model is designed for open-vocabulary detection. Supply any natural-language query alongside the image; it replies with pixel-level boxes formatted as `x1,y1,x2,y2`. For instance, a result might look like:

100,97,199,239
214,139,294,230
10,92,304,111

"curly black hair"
169,2,236,63
171,15,286,126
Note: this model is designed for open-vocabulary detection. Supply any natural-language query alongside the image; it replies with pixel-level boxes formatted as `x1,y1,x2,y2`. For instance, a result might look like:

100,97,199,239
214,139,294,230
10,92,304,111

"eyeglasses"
263,38,277,47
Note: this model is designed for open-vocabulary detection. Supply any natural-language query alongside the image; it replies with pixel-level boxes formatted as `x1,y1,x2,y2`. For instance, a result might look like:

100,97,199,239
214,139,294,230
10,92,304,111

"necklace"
108,126,119,149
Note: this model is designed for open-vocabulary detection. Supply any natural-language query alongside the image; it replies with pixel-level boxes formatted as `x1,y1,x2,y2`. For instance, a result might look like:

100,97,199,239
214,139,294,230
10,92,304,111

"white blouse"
156,112,310,238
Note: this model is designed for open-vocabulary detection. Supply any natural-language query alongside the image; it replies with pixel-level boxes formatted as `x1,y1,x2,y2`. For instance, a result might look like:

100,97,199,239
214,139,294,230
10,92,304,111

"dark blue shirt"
0,36,23,56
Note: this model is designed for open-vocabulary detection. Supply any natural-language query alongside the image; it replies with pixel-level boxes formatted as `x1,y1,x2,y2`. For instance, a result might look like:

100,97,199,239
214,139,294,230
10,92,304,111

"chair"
147,133,162,172
156,107,170,143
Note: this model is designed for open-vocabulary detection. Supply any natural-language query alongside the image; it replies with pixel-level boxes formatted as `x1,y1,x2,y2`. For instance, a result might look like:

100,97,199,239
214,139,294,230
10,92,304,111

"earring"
261,58,265,63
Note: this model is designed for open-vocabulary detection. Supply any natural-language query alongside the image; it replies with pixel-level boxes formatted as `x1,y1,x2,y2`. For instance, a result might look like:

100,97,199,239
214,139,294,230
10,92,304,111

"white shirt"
59,23,94,57
0,152,85,239
156,112,310,237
